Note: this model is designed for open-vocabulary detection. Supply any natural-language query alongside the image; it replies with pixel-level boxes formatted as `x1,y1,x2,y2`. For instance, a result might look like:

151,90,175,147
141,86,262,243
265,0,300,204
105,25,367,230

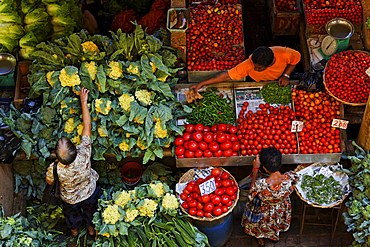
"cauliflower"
136,140,146,150
158,75,168,82
77,124,83,135
118,94,135,111
101,232,110,238
85,61,98,80
95,99,112,115
124,209,139,222
59,66,81,87
118,141,130,152
72,87,80,95
81,41,99,55
69,108,77,114
162,193,179,210
40,106,57,124
114,190,132,207
138,199,157,217
154,120,168,138
98,126,108,137
108,61,122,79
71,135,81,145
149,182,165,198
64,118,75,133
126,63,140,76
133,117,144,124
102,204,120,224
46,71,57,87
150,62,157,73
135,89,153,106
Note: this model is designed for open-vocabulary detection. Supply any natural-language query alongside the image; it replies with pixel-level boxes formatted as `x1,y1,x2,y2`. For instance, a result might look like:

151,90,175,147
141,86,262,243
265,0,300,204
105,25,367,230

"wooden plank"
361,0,370,51
0,163,14,216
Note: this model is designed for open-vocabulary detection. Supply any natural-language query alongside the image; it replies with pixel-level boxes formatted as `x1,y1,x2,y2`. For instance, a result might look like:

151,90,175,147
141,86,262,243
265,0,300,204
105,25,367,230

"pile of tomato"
275,0,298,12
292,89,342,154
186,3,245,71
324,51,370,104
175,123,240,158
179,168,238,218
236,102,298,155
303,0,363,25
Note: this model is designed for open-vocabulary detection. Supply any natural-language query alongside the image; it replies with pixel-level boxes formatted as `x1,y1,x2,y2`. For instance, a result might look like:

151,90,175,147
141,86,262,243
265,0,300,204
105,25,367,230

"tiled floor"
224,192,354,247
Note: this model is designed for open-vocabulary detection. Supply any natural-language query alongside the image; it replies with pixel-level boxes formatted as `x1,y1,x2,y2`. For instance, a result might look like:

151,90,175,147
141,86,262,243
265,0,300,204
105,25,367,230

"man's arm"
190,71,232,91
278,64,297,86
80,87,91,137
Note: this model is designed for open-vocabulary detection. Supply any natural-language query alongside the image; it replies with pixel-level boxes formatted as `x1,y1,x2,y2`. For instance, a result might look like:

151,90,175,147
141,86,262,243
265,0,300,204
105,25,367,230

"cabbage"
19,31,39,47
51,15,75,27
45,3,70,16
0,0,16,13
19,47,37,60
24,22,53,41
0,12,22,24
0,36,19,53
0,23,24,39
23,8,50,25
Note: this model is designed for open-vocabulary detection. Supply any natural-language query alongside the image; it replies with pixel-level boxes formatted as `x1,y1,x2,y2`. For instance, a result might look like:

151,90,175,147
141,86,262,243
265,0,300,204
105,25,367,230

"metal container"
0,53,16,76
192,212,234,247
326,18,354,40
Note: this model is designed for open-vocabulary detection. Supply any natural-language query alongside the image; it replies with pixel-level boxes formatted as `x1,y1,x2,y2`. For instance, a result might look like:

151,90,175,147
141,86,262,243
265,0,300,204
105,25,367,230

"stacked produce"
92,181,210,246
324,50,370,104
175,123,240,158
275,0,298,12
260,82,292,105
237,103,298,155
0,25,190,165
292,89,341,154
179,168,238,218
186,2,245,71
303,0,362,25
342,142,370,246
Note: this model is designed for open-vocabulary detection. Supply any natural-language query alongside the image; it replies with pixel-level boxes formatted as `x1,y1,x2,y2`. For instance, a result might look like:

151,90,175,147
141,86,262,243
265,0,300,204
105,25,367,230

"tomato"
208,141,220,152
187,140,198,152
220,141,232,150
217,123,227,132
190,132,202,142
230,193,237,200
184,150,194,158
197,202,203,210
186,184,195,192
198,141,208,151
194,123,205,132
174,136,185,146
213,149,223,157
225,187,235,195
211,125,218,132
223,149,233,157
185,124,195,133
222,179,232,187
213,206,223,216
212,195,221,205
232,142,240,151
211,168,222,177
180,193,188,200
201,194,211,203
220,172,230,180
214,188,225,195
188,207,197,216
196,209,204,217
216,133,227,143
203,132,214,143
221,195,231,205
195,150,203,158
175,146,185,156
182,201,189,209
203,149,213,158
221,205,229,213
203,126,211,132
203,202,214,212
188,199,198,208
215,180,222,188
183,132,191,141
228,126,238,134
204,212,213,218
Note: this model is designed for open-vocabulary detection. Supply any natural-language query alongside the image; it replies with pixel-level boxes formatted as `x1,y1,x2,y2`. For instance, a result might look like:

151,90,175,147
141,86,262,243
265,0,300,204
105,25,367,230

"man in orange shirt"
190,46,301,91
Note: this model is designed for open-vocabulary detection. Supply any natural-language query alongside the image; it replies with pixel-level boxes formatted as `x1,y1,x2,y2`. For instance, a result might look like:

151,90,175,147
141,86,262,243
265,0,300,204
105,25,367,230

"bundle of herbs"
260,82,291,105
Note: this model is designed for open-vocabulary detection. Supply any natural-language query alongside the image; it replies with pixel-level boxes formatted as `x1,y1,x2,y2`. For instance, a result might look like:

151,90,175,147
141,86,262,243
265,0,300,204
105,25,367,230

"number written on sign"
199,177,216,196
291,120,304,132
332,119,349,129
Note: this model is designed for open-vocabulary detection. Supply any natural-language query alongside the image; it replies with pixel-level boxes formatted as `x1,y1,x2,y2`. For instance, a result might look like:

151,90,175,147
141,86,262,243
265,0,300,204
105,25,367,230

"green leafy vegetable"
261,82,292,105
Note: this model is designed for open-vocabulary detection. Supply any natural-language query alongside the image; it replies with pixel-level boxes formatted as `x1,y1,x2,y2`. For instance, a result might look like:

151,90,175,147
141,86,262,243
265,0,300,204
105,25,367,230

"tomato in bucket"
121,162,143,186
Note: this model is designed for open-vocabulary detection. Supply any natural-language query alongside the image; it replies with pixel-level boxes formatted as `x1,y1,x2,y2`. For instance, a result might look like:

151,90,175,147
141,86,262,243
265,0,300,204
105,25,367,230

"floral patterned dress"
241,171,298,241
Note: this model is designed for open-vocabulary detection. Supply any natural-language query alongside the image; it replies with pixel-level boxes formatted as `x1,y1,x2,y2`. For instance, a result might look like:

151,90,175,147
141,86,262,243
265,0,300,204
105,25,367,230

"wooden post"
358,94,370,150
362,0,370,51
0,163,14,216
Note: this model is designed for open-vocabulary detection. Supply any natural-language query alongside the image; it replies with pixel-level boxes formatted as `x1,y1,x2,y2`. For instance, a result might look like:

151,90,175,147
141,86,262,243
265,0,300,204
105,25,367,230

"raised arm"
80,87,91,137
190,71,231,91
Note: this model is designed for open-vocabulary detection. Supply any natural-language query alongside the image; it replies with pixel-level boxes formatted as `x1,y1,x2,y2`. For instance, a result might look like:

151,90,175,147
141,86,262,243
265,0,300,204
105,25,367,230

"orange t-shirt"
227,46,301,81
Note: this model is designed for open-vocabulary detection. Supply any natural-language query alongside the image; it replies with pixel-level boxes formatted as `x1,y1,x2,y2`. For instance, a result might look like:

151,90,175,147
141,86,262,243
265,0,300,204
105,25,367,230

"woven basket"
294,163,348,208
178,167,239,221
323,50,370,106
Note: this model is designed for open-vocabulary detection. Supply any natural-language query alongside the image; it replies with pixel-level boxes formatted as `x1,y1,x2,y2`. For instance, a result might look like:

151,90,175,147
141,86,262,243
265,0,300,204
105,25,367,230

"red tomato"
188,207,197,216
214,149,223,157
184,150,194,158
194,123,205,132
197,202,203,210
204,212,213,218
175,146,185,156
212,195,221,205
201,194,211,203
203,202,214,212
218,124,227,132
180,193,188,200
220,141,232,150
221,172,230,180
195,150,203,158
214,188,225,195
208,141,220,152
213,206,223,216
225,187,235,195
198,141,208,151
183,132,191,141
188,199,198,208
174,136,184,146
203,149,213,158
196,210,204,217
230,193,237,200
232,142,240,151
222,179,232,187
221,205,229,213
211,125,218,132
216,133,227,143
182,201,189,209
211,168,222,177
185,124,195,133
203,126,211,132
187,140,198,152
221,195,231,205
223,149,233,157
203,133,214,143
228,126,238,134
186,184,195,192
191,132,203,142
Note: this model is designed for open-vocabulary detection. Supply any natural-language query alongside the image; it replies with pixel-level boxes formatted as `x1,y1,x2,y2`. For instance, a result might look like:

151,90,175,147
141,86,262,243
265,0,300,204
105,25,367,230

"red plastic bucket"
121,162,143,187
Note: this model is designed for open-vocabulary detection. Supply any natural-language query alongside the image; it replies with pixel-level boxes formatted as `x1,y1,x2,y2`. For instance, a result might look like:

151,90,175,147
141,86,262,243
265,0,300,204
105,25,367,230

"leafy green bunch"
260,82,292,105
2,25,190,164
342,142,370,246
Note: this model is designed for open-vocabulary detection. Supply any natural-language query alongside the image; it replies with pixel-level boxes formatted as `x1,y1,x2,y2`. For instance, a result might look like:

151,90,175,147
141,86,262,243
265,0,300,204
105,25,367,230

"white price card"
199,178,216,196
332,119,349,129
366,67,370,77
291,121,304,132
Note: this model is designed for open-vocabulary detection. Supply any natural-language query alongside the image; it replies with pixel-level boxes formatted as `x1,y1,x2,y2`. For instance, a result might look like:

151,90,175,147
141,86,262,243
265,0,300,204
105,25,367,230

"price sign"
366,67,370,77
199,178,216,196
291,121,304,132
331,119,349,129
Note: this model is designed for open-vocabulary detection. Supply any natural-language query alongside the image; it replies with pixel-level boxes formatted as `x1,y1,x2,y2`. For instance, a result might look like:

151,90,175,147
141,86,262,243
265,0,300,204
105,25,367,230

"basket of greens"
294,163,351,208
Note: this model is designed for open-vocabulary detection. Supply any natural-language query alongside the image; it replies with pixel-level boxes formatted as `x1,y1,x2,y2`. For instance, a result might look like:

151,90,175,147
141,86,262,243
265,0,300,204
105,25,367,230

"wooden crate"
362,0,370,51
268,0,301,36
14,61,32,109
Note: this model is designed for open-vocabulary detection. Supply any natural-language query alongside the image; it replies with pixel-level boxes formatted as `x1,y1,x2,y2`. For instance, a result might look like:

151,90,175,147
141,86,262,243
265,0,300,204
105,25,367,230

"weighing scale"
318,18,354,59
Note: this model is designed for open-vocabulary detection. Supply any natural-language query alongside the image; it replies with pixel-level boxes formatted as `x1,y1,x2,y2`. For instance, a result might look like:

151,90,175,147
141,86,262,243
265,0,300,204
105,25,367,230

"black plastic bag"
296,69,324,92
0,124,20,163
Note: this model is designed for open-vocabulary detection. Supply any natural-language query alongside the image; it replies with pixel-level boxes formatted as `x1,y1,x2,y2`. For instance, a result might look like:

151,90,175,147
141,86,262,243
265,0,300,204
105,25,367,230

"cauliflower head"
59,66,81,87
114,190,132,208
118,94,135,111
85,61,98,80
154,120,168,138
95,99,112,115
46,71,57,87
135,89,153,106
81,41,99,55
64,118,75,134
108,61,122,80
149,182,165,198
98,126,108,137
102,204,120,224
126,63,140,76
138,199,157,217
124,209,139,222
118,141,130,152
162,193,179,210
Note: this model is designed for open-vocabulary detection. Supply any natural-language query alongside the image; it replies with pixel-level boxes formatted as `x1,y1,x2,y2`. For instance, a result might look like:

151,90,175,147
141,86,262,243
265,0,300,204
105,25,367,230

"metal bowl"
326,18,354,40
0,53,16,76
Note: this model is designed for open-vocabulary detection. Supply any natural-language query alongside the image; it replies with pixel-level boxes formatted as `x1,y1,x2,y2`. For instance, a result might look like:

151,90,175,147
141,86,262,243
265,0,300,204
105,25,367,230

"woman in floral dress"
242,147,298,247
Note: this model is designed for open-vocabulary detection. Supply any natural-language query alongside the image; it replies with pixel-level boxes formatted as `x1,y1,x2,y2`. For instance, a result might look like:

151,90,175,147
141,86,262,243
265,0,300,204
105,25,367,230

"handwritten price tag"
366,67,370,77
199,178,216,196
331,119,349,129
291,121,304,132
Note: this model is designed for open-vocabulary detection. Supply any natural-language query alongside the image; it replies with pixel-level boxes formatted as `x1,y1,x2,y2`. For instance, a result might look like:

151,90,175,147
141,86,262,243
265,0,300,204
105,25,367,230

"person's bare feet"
71,229,78,236
87,226,95,236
